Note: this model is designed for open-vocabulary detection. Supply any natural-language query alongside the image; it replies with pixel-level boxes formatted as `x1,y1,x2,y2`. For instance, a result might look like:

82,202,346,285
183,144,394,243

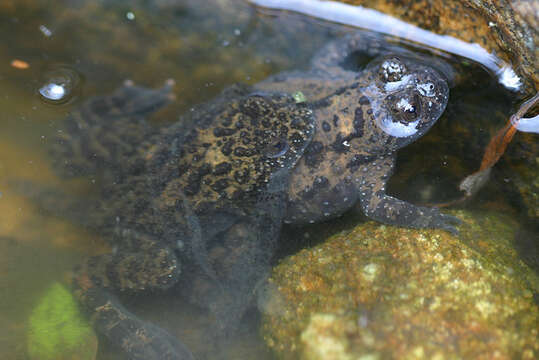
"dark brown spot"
198,163,212,176
213,162,232,175
235,120,245,129
213,127,237,137
332,115,339,127
233,147,253,157
322,121,331,132
211,179,229,192
184,173,201,195
234,169,250,184
353,107,364,138
261,118,272,128
346,154,375,171
221,140,234,156
303,141,324,168
359,96,370,105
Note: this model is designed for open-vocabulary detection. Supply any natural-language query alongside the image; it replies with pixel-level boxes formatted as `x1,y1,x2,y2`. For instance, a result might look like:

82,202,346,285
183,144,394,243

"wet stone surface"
502,132,539,220
261,210,539,360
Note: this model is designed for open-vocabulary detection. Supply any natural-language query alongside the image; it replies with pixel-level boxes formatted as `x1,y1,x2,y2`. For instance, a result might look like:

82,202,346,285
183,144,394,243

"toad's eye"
379,57,407,82
265,138,289,158
392,96,421,123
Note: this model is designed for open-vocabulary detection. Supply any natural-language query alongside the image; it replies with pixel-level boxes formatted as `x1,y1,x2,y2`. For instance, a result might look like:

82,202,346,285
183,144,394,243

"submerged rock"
261,210,539,359
503,132,539,220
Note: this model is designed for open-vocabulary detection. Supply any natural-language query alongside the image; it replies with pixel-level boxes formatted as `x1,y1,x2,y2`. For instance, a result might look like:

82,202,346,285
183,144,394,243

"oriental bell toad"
50,33,460,359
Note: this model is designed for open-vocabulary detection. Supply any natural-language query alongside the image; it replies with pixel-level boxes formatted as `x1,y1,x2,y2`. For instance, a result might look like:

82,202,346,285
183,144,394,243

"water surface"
0,1,535,359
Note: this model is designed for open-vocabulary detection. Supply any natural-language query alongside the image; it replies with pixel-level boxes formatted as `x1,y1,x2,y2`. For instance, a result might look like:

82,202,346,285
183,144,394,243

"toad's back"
143,87,315,215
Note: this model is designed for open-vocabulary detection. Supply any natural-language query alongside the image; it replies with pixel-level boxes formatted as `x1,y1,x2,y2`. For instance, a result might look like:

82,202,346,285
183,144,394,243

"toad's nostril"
417,82,436,97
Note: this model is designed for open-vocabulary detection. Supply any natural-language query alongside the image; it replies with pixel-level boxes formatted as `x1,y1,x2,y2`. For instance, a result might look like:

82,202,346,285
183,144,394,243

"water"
0,1,536,359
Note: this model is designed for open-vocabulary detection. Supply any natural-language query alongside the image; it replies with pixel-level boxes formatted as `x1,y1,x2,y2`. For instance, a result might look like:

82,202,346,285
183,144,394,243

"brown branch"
429,91,539,208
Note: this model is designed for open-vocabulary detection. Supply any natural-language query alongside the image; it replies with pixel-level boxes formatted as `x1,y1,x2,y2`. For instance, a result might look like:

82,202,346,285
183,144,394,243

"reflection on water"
0,1,535,359
250,0,523,91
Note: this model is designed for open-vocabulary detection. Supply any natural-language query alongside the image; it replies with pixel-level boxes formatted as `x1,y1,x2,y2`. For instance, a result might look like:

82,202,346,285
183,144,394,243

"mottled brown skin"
51,33,459,360
259,34,458,230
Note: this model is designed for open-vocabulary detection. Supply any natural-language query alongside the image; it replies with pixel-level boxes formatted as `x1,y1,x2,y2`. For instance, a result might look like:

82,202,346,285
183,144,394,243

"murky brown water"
0,1,535,359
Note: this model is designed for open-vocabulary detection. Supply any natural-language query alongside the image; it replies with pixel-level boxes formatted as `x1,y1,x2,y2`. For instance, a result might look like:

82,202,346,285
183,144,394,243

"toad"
51,33,459,359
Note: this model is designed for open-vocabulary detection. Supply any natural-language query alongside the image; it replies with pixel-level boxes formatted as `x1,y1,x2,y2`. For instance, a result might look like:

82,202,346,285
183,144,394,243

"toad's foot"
361,193,462,235
357,155,461,235
71,233,193,359
51,80,174,178
86,289,194,360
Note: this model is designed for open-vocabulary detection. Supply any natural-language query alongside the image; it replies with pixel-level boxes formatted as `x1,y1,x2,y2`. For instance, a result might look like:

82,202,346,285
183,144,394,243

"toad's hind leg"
52,80,174,178
72,231,193,360
187,172,288,352
311,31,396,75
357,155,461,234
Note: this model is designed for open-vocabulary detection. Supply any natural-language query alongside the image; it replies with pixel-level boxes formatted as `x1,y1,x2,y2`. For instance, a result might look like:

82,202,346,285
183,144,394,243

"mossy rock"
261,210,539,359
27,282,97,360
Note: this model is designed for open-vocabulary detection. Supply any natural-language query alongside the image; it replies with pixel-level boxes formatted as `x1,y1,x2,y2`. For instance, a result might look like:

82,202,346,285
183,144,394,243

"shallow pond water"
0,1,536,359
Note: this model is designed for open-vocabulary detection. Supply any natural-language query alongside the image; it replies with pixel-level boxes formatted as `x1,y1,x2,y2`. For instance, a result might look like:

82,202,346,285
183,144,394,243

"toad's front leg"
71,231,194,360
356,155,461,234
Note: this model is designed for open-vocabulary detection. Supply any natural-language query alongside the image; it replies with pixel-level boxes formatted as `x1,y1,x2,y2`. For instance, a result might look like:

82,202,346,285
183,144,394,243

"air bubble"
40,83,66,100
38,66,81,104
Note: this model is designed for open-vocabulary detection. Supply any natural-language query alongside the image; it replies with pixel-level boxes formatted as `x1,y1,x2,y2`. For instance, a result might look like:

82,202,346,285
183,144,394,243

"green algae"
262,210,539,359
293,91,307,103
27,282,96,360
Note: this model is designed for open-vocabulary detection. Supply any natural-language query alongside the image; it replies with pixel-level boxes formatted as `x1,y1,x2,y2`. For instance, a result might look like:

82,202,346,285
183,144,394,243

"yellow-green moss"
27,282,96,360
